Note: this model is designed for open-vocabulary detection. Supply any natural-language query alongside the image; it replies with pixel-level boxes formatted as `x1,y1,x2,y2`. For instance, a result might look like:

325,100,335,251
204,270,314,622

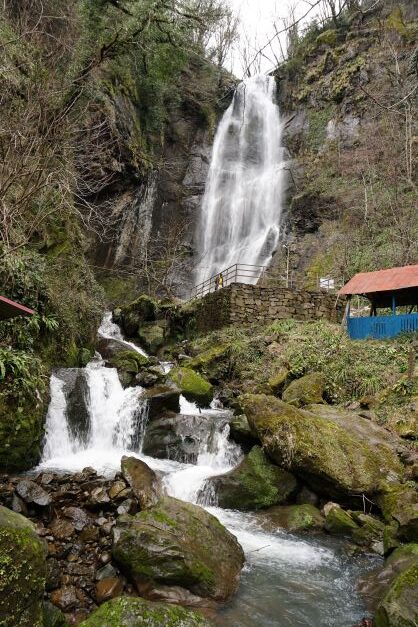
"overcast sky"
226,0,319,77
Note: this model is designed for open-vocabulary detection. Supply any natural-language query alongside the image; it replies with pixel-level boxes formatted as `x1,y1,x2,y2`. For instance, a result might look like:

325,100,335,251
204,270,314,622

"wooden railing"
190,264,267,300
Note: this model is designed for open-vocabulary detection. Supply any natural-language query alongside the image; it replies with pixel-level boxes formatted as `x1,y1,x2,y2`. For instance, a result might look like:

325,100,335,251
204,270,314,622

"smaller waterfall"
98,312,148,357
195,75,285,285
40,355,148,475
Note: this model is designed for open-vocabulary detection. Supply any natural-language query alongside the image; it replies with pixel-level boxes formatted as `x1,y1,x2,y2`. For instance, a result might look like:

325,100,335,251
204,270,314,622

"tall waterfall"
195,75,285,285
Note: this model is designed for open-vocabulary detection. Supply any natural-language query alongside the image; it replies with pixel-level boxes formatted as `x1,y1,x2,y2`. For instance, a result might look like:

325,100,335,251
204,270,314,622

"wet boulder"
118,295,160,337
121,456,163,509
145,385,180,419
79,596,213,626
142,413,227,464
240,395,404,500
0,506,47,627
112,496,244,604
256,504,325,533
169,367,213,407
229,414,258,449
54,368,91,445
42,601,69,627
282,372,325,407
207,446,298,510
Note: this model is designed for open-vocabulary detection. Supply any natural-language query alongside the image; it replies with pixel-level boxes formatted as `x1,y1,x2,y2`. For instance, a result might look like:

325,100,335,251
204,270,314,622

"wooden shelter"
0,296,35,320
339,264,418,339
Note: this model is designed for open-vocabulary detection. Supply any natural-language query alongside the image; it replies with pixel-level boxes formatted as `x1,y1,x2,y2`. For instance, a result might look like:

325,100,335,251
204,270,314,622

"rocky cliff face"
83,59,233,299
271,0,417,287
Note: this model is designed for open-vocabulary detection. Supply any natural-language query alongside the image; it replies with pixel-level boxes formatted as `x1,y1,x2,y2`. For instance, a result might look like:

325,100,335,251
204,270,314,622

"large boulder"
112,496,244,604
240,395,404,500
207,446,298,510
169,367,213,407
121,456,163,509
138,323,166,354
282,372,325,406
256,504,325,533
0,506,47,627
142,414,227,464
79,596,213,626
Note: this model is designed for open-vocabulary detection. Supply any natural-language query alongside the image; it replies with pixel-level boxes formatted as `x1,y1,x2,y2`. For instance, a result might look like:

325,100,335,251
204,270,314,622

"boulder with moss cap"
112,496,244,605
239,394,404,500
282,372,325,406
170,367,213,406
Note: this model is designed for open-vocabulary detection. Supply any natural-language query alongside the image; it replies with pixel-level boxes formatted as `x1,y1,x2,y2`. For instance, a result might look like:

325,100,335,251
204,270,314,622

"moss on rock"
240,394,403,499
282,372,325,406
138,323,166,354
170,367,213,406
79,596,213,626
258,504,325,533
0,506,47,627
375,561,418,627
112,496,244,603
208,445,298,510
324,504,359,535
377,484,418,542
268,369,289,395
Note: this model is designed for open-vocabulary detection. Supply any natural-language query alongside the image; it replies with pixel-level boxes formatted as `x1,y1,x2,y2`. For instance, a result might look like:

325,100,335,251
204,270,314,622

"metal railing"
190,264,267,300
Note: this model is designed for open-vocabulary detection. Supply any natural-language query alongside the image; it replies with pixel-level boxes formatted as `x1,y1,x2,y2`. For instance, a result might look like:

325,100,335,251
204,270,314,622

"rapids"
37,316,378,626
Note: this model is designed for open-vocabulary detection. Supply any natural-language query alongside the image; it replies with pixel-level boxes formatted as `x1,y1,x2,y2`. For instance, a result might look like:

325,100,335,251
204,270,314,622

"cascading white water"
195,75,285,285
38,315,376,626
98,312,148,357
40,355,147,474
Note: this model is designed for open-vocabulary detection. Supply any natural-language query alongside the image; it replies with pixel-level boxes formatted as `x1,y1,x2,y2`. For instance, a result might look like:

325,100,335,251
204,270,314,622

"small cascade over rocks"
35,314,377,626
195,75,285,284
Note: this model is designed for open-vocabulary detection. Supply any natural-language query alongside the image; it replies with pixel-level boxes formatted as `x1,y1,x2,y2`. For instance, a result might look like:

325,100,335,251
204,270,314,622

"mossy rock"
375,561,418,626
79,596,213,626
0,395,47,472
377,484,418,542
138,323,165,354
170,367,213,407
108,350,149,373
188,345,230,380
119,295,160,337
350,512,385,553
257,504,325,533
240,394,403,500
268,369,289,395
282,372,325,407
207,445,298,510
112,496,244,603
324,504,359,535
0,506,47,627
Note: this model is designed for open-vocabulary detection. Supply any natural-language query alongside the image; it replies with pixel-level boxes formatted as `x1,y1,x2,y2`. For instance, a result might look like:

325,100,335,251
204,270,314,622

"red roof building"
339,264,418,339
0,296,35,320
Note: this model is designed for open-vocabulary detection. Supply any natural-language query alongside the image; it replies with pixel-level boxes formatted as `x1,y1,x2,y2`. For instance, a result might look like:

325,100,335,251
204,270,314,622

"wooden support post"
392,294,396,315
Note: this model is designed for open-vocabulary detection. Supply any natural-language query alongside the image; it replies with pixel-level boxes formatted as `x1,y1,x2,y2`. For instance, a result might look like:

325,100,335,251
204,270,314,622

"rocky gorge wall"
194,284,344,332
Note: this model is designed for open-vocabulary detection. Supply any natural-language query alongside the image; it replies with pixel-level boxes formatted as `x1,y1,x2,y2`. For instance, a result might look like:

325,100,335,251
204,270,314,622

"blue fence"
347,313,418,340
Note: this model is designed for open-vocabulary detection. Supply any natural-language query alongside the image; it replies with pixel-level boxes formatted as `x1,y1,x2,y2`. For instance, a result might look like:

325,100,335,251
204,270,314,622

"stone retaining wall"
194,283,343,332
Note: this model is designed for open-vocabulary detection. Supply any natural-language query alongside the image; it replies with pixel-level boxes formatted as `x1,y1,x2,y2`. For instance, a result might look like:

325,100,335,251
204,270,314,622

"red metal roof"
339,264,418,296
0,296,35,320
